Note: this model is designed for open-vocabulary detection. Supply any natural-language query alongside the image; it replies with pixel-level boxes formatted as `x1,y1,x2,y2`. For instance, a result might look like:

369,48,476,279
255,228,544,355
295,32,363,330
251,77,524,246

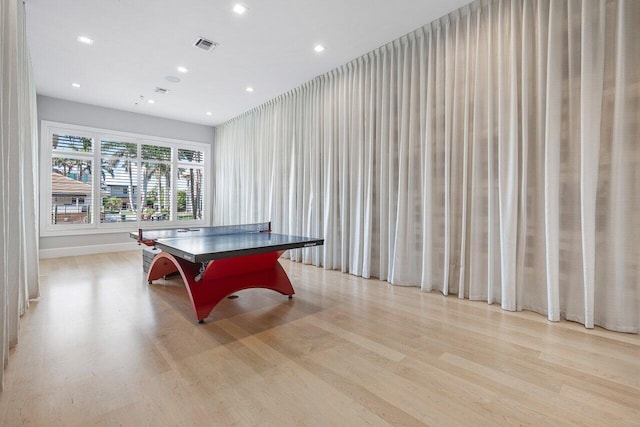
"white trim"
39,242,141,259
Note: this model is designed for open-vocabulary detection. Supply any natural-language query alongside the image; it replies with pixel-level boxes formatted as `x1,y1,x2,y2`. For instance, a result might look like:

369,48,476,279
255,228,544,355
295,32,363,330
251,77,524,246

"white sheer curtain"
214,0,640,333
0,0,40,390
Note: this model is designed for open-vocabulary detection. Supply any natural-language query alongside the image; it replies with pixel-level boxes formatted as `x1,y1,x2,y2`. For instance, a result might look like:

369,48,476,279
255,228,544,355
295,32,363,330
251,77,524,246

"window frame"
40,121,211,237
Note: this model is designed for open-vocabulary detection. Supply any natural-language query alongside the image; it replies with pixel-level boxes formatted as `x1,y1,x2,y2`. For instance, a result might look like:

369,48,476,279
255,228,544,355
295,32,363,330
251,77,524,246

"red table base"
146,250,295,323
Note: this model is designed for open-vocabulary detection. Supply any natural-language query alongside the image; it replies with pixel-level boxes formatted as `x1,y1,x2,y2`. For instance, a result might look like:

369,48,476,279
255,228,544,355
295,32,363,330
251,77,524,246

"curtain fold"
0,0,40,390
213,0,640,333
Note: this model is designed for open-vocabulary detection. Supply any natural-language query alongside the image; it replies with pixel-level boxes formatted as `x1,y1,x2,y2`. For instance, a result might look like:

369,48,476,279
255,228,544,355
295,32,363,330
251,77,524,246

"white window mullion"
93,134,101,227
171,146,178,222
205,144,211,225
137,139,142,229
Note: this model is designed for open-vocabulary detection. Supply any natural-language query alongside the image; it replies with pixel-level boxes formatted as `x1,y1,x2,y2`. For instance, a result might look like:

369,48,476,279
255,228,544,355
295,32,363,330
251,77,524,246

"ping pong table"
131,222,323,323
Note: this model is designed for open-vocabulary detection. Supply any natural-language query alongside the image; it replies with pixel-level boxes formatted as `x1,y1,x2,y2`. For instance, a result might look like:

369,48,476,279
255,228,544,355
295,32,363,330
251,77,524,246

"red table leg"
146,250,295,323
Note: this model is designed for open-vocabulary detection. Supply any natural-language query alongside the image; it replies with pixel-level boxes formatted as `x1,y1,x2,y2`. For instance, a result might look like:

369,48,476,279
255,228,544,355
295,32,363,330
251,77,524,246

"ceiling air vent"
154,87,170,94
193,37,218,52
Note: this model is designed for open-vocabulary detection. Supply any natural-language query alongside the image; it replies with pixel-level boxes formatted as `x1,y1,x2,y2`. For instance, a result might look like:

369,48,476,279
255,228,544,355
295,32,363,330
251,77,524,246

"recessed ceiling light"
246,87,254,92
177,66,189,73
147,99,155,104
206,112,212,116
233,4,248,14
166,76,181,83
71,83,80,88
77,35,94,45
314,44,325,53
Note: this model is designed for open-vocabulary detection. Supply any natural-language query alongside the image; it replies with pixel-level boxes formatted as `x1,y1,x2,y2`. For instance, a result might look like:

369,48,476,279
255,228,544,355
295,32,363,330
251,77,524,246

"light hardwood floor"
0,251,638,426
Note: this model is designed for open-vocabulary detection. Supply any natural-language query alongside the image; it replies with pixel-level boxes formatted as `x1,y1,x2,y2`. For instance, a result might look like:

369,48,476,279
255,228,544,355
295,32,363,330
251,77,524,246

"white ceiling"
26,0,471,126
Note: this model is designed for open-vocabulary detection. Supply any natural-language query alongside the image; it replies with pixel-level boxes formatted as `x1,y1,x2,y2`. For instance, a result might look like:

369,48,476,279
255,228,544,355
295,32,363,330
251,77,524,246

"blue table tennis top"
131,224,323,263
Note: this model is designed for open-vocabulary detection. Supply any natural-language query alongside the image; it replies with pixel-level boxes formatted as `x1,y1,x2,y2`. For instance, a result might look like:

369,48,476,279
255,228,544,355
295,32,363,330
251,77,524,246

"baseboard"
39,242,141,259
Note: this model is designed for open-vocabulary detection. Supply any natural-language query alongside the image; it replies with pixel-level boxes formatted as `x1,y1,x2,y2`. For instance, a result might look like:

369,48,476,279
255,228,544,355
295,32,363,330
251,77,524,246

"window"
101,139,139,225
177,148,205,221
50,133,94,225
40,121,211,236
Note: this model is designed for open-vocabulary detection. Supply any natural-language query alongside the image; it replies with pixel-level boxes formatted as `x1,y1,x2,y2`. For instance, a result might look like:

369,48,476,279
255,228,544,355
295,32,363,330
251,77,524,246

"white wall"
37,95,215,258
